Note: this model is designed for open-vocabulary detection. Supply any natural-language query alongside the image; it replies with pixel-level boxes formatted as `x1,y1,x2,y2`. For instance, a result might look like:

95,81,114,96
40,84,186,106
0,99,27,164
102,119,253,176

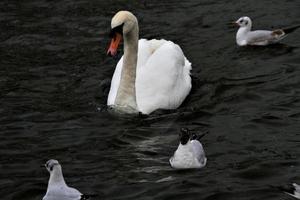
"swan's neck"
115,25,139,113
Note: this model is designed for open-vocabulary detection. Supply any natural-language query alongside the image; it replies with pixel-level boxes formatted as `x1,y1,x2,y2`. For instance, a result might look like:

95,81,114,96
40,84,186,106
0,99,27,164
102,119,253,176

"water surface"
0,0,300,199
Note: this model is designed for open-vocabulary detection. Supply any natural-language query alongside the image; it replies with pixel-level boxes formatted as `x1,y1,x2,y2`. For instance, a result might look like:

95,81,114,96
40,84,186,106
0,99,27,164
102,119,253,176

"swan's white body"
107,11,192,114
108,39,191,114
170,139,207,169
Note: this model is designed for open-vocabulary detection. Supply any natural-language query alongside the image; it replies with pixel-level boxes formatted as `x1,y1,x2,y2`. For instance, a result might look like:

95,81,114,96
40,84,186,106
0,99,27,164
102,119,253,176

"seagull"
234,16,300,46
169,128,207,169
277,183,300,199
43,159,91,200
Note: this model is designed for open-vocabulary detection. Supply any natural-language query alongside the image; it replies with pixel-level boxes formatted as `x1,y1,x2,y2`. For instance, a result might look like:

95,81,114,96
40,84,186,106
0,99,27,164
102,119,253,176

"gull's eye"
245,21,248,25
50,166,53,171
240,19,244,23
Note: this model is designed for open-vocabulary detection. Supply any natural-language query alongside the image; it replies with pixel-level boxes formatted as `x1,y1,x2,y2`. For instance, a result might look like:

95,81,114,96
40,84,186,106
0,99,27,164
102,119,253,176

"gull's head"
107,11,138,56
235,16,252,28
179,128,190,145
45,159,61,174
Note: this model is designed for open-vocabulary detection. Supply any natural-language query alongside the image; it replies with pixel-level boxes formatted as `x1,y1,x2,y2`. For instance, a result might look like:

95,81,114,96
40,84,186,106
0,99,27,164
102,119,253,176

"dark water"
1,0,300,199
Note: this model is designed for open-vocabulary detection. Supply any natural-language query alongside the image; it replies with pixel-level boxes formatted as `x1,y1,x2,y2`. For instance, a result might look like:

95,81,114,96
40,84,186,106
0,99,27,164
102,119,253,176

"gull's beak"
107,33,122,57
228,21,239,28
233,21,239,27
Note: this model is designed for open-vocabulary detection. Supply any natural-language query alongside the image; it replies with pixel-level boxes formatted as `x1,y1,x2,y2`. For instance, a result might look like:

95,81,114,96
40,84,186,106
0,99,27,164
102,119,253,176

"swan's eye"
109,30,114,38
109,23,124,38
240,19,244,23
245,21,248,25
50,166,53,171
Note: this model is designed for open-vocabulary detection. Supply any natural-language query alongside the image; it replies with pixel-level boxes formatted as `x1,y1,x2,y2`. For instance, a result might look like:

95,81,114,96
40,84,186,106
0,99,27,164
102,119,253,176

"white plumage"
234,16,300,46
108,39,191,114
43,160,84,200
107,11,191,114
169,129,207,169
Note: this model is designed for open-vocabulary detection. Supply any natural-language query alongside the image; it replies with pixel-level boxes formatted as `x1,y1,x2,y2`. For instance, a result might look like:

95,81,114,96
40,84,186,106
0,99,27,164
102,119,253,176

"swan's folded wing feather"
136,39,192,114
107,39,192,114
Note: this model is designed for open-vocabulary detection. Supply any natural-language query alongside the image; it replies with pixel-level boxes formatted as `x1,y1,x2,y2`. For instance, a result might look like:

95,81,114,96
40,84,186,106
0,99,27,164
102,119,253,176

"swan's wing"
246,30,284,45
136,39,192,114
190,140,206,165
107,39,152,106
107,39,192,114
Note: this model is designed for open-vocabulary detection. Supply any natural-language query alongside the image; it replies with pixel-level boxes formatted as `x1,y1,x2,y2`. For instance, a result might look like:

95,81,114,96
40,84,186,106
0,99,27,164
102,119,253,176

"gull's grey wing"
282,25,300,34
245,25,300,46
246,30,278,45
190,140,206,164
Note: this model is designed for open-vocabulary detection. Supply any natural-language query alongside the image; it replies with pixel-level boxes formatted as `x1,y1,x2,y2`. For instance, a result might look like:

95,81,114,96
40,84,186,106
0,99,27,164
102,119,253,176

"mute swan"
234,16,300,46
106,11,192,114
169,128,207,169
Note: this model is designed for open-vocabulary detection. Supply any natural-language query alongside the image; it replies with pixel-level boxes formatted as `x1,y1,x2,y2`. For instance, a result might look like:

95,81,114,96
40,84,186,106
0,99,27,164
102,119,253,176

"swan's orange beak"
107,33,122,56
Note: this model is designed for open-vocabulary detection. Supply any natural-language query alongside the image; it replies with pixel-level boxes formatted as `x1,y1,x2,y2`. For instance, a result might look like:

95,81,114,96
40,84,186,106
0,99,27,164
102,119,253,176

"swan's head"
234,16,252,28
45,159,61,174
107,11,138,56
111,11,138,35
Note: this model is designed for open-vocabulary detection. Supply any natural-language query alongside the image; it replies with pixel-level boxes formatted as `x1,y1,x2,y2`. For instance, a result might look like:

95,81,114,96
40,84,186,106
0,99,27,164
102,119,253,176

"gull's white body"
43,185,82,200
170,140,207,169
285,183,300,199
108,38,191,114
43,160,82,200
107,11,192,114
235,16,287,46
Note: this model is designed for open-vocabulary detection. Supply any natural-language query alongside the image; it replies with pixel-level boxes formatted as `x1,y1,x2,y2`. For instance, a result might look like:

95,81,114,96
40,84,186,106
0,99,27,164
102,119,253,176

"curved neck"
48,167,67,188
114,24,139,113
236,25,251,45
237,25,251,35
